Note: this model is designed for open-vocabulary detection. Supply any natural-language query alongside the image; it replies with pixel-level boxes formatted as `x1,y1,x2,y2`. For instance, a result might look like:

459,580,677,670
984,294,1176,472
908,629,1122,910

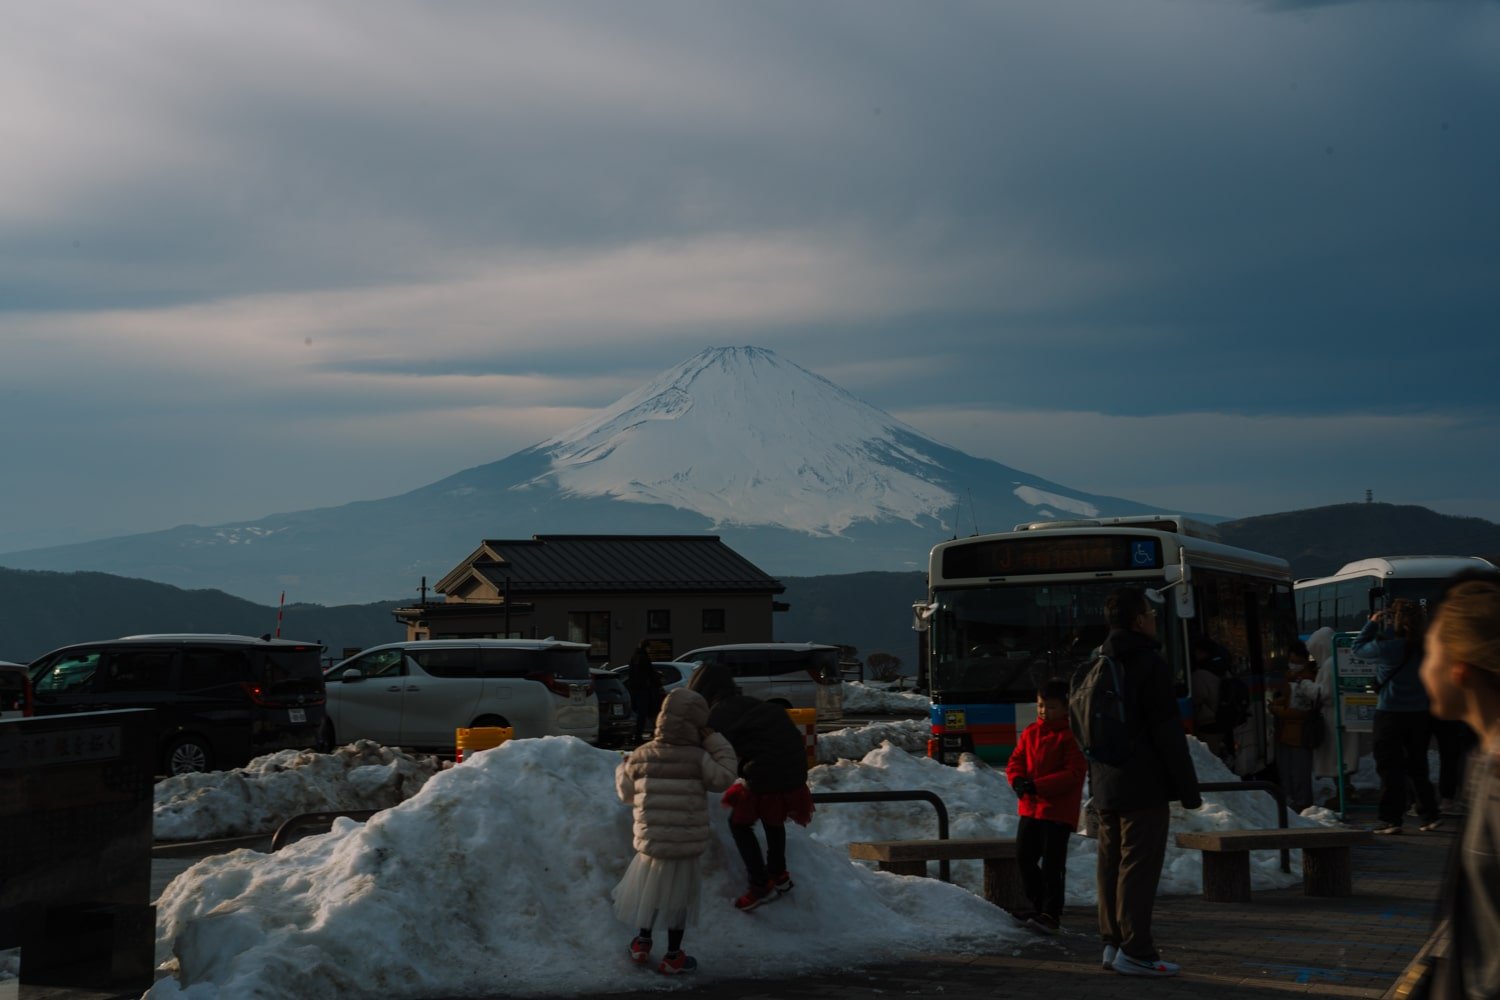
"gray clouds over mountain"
1,1,1496,554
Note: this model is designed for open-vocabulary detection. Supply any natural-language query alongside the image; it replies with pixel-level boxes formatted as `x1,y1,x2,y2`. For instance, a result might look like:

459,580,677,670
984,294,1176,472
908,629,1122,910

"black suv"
26,634,326,775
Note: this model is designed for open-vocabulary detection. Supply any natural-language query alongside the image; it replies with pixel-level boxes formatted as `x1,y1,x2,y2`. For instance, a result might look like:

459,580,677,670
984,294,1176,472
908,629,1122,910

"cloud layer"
2,0,1497,552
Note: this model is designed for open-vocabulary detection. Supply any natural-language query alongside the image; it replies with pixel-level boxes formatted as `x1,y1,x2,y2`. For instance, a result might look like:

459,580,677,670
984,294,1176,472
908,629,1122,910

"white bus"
1293,555,1497,634
915,515,1296,776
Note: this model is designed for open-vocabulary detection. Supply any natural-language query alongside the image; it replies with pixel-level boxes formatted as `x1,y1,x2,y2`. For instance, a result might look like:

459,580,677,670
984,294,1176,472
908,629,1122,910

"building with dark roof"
392,535,787,663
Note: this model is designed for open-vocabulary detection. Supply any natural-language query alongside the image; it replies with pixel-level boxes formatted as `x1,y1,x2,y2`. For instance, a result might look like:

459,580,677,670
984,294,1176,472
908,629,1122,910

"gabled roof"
437,535,784,595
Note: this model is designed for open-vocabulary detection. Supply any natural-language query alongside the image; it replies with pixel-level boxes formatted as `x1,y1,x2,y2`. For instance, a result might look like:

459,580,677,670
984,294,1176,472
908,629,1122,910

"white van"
679,643,842,711
322,639,598,751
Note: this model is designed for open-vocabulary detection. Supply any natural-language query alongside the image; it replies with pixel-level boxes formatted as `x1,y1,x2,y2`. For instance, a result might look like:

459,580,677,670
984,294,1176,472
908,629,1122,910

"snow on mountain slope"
529,346,957,534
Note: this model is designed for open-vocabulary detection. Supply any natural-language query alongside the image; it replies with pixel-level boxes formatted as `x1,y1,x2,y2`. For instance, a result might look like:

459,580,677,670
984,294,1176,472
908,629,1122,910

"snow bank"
148,737,1020,999
807,736,1333,905
818,720,929,762
840,681,929,714
154,742,439,841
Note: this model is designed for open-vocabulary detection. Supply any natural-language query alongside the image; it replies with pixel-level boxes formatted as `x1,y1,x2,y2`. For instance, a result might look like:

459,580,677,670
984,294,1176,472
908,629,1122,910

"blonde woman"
1410,571,1500,998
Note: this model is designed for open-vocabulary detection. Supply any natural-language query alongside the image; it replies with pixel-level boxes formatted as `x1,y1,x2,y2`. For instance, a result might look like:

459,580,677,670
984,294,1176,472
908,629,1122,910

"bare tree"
865,652,902,682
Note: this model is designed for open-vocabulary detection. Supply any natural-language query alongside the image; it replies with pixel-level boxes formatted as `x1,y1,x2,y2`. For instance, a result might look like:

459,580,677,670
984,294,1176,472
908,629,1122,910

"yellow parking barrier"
455,726,514,762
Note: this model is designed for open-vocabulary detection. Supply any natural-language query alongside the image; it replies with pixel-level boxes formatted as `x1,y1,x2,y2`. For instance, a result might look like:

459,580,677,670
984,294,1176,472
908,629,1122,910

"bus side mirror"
911,602,935,633
1175,585,1196,620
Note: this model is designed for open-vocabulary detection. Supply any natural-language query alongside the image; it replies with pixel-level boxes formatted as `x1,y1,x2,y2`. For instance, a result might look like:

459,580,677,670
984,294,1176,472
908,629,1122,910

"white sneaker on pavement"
1102,945,1118,971
1113,952,1180,977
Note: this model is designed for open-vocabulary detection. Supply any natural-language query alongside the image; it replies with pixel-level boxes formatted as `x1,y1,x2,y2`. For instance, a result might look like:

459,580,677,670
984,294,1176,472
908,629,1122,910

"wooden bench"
1174,828,1373,902
848,838,1025,911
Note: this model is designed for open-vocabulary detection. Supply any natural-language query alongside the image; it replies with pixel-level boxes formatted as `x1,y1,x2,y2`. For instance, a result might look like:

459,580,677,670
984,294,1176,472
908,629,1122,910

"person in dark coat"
1410,570,1500,999
1355,599,1442,834
1091,587,1202,978
687,662,814,911
626,641,665,744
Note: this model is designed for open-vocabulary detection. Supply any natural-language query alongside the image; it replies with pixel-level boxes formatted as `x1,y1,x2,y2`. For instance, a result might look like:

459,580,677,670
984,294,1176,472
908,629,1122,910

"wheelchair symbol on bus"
1130,542,1155,567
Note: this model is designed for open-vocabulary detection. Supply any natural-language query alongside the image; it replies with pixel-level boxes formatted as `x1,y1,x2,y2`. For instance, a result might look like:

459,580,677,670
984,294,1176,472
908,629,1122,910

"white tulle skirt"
612,853,703,931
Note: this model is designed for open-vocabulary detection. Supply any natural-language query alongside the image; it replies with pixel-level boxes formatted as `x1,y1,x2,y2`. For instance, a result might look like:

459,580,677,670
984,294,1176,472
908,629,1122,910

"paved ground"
574,823,1448,1000
21,809,1448,1000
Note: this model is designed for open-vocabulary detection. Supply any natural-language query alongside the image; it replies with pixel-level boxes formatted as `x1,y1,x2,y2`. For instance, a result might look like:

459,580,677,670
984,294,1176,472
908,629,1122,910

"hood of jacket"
655,687,709,745
1307,627,1335,667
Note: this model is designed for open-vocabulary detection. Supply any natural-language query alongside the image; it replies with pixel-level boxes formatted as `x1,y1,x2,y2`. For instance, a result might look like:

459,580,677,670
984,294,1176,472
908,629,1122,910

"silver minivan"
680,642,843,712
322,639,598,751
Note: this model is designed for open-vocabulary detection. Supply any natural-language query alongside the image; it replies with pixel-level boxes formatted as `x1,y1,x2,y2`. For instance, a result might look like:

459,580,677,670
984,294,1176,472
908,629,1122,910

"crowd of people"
609,573,1499,995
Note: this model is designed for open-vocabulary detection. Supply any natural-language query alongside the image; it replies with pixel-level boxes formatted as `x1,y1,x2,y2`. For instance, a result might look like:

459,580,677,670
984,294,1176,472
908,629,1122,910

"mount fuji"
1,347,1167,604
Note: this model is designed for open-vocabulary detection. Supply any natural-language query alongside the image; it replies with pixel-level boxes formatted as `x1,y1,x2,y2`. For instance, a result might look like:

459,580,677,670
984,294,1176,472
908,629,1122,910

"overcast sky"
3,0,1497,553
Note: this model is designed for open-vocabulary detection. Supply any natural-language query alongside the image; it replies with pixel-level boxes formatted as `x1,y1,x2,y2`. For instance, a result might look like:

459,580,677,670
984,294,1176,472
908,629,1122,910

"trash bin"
455,726,513,762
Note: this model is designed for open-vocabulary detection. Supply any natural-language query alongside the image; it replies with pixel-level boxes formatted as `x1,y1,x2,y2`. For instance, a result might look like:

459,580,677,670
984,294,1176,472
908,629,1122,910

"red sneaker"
629,936,652,964
734,881,775,911
771,871,794,896
657,951,698,975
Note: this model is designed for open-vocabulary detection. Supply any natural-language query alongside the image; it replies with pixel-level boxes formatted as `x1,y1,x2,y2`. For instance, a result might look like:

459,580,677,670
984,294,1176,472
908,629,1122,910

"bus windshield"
929,582,1122,701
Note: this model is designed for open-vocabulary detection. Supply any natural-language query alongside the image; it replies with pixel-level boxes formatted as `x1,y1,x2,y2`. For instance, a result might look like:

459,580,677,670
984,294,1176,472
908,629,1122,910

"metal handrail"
811,789,952,881
1198,780,1292,872
271,809,379,851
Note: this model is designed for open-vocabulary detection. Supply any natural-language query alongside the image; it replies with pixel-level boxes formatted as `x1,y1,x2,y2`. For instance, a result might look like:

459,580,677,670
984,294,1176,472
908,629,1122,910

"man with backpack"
1076,587,1202,977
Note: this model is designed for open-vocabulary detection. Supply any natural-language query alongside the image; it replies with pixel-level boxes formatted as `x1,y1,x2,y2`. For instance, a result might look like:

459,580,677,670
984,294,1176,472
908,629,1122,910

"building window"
646,609,671,634
701,608,725,633
567,611,612,661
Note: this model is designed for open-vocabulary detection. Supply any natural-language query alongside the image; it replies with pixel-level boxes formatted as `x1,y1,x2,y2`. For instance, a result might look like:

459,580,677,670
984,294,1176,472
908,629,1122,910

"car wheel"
163,736,213,776
316,719,336,754
768,699,792,710
470,714,511,730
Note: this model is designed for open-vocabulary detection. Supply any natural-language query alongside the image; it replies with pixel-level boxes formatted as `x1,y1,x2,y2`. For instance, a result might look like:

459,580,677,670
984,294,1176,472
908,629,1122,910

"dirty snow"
154,742,439,841
818,718,930,762
145,730,1348,998
840,681,929,714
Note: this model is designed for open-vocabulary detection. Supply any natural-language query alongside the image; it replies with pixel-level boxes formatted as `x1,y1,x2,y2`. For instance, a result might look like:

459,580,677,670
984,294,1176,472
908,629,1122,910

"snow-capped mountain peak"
530,346,957,535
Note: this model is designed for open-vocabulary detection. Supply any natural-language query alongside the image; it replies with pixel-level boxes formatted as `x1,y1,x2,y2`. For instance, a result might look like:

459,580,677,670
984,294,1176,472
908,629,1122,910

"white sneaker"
1113,952,1180,977
1102,945,1118,970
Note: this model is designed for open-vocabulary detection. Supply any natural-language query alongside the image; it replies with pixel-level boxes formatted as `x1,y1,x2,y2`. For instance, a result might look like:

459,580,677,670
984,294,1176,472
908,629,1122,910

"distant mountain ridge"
6,503,1495,668
1216,502,1500,579
0,346,1162,604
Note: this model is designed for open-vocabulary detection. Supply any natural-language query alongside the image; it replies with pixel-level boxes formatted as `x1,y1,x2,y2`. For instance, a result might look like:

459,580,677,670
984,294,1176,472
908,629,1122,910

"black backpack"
1069,654,1132,765
1216,675,1251,729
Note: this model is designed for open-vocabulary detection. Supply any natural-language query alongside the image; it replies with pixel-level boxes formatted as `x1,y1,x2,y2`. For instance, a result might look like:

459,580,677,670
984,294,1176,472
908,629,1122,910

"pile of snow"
807,736,1335,904
148,737,1020,999
840,681,930,714
818,719,930,762
154,742,439,841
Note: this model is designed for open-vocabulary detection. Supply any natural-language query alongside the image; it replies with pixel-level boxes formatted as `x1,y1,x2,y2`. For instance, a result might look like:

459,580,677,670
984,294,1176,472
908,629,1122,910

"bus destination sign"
942,535,1163,579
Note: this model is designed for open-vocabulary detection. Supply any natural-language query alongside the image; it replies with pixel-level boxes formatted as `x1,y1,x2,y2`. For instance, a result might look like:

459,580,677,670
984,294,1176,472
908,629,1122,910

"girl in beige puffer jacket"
613,687,738,975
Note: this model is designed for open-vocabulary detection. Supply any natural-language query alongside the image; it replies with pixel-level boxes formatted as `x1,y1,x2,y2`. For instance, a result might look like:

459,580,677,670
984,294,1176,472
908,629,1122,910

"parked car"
678,643,842,709
0,662,31,719
322,639,598,752
25,634,326,774
591,668,635,748
610,661,694,696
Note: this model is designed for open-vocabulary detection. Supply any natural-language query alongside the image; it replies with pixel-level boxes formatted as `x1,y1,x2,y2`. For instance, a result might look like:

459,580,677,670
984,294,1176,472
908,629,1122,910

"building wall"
412,591,776,663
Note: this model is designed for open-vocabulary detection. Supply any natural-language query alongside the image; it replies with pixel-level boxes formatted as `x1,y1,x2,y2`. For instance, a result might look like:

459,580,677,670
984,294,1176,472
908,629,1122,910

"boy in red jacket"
1005,679,1087,932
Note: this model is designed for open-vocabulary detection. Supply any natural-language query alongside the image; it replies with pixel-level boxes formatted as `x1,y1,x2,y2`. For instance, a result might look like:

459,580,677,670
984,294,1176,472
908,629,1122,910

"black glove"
1012,777,1037,797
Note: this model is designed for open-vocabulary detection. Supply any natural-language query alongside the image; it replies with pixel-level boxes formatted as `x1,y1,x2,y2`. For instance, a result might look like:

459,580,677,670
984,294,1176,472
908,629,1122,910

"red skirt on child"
723,782,815,826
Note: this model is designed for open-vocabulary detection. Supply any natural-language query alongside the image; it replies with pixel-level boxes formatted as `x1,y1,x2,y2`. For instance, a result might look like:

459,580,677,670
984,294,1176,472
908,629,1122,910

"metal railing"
1198,780,1292,872
811,789,952,881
